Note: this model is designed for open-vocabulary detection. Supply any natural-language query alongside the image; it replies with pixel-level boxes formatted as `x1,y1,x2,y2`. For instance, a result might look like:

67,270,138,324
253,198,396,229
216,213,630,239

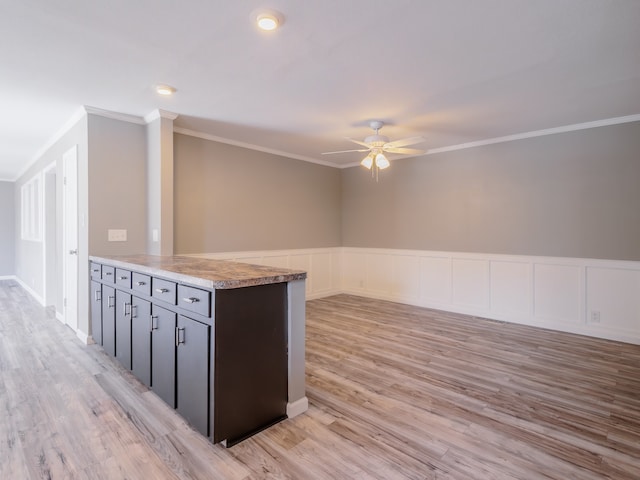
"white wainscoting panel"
452,258,490,311
586,267,640,333
490,261,531,317
420,256,452,305
533,263,583,325
366,253,394,296
341,248,640,345
392,254,421,301
190,248,640,344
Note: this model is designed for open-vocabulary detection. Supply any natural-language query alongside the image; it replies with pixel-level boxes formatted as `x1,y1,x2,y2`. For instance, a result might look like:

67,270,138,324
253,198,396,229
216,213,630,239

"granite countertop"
89,254,307,289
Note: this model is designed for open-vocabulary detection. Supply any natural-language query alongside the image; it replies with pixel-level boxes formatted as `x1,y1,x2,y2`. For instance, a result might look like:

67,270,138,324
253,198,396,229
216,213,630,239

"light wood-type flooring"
1,280,640,479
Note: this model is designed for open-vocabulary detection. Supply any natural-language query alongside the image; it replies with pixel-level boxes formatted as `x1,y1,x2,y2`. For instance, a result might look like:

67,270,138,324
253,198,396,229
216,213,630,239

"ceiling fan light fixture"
361,153,374,169
375,153,390,169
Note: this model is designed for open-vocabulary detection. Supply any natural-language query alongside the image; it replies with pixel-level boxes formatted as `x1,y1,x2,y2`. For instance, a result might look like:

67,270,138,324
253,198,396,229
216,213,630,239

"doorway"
63,145,78,331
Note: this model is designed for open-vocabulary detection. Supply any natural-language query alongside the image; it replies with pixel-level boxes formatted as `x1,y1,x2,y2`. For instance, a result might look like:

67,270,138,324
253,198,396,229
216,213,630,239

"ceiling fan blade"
384,136,425,148
322,148,370,155
383,147,425,155
345,137,371,148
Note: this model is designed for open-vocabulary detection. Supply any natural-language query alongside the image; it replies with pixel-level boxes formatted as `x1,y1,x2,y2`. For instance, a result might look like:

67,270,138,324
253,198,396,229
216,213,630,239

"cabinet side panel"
214,283,287,444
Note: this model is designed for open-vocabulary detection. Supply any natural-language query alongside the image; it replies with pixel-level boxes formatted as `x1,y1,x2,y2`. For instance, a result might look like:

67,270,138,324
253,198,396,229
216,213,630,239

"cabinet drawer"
90,262,102,280
115,268,132,289
152,277,177,305
102,265,115,283
132,272,151,296
178,285,211,317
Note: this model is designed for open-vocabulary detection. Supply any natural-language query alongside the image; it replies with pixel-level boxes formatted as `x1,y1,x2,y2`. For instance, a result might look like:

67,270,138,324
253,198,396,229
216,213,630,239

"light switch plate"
108,229,127,242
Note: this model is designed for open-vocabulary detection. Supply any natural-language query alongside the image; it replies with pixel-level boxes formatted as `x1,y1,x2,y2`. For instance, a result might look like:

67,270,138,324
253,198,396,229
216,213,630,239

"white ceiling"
2,0,640,180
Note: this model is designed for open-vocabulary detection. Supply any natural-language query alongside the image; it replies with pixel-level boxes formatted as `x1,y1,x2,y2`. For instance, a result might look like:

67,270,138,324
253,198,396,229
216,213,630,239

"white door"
63,145,78,331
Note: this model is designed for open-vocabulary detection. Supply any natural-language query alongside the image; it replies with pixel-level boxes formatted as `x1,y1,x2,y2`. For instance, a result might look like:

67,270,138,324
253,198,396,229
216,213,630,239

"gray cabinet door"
131,296,151,387
115,290,132,370
177,315,210,437
101,285,116,357
90,280,102,345
151,304,176,407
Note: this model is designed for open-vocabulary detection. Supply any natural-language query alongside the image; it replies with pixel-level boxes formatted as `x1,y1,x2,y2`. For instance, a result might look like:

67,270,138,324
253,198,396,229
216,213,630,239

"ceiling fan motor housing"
364,134,389,147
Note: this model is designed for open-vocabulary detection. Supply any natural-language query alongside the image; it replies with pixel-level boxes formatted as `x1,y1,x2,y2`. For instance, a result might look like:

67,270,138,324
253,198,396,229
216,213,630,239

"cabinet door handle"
150,315,158,331
107,296,115,308
182,297,199,304
131,304,138,318
175,327,185,346
123,302,131,316
136,281,146,286
155,288,169,293
118,275,128,280
94,290,101,302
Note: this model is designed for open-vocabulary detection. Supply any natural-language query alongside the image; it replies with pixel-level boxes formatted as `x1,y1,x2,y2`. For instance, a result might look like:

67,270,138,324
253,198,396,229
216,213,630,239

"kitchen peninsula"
89,254,308,446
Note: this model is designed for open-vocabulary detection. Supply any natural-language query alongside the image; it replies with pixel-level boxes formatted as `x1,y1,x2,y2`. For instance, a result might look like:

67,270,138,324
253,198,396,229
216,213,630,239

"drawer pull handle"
92,269,100,273
182,297,200,304
118,276,128,280
155,288,169,293
105,272,113,276
175,327,185,346
136,281,146,286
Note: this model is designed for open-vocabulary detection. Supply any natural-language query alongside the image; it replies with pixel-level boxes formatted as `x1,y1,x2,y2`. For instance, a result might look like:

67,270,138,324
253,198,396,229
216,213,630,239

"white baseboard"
14,276,45,306
286,396,309,418
76,330,92,345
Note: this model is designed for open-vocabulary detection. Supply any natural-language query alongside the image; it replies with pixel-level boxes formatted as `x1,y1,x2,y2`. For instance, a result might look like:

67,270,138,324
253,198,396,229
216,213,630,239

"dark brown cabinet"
101,284,116,357
115,290,132,369
150,304,177,408
131,296,151,387
89,259,289,446
177,315,210,437
90,280,102,345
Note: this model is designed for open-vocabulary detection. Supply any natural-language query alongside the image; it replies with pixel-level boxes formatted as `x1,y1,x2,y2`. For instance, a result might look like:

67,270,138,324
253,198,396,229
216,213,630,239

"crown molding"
83,106,145,125
424,113,640,156
173,127,338,168
13,106,88,181
144,109,179,123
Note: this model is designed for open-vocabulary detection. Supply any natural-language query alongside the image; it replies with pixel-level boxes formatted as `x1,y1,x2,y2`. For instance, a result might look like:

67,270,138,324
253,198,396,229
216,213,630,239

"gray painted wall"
173,133,342,253
0,181,15,276
15,116,88,313
88,114,147,255
341,121,640,261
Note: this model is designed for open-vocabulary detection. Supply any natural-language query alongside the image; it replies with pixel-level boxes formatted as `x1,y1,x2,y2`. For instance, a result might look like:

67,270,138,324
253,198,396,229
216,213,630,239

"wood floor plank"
2,282,640,479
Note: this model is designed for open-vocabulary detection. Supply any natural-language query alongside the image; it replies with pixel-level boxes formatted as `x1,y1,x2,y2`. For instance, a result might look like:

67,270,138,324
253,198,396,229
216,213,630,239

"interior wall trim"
191,247,640,345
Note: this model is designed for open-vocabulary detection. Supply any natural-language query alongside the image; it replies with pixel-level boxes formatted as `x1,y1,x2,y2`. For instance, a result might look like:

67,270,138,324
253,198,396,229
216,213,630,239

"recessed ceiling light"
156,84,176,96
255,10,283,31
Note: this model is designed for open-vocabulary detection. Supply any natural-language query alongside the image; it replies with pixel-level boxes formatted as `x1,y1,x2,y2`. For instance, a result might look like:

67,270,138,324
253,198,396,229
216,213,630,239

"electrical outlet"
590,310,601,323
108,229,127,242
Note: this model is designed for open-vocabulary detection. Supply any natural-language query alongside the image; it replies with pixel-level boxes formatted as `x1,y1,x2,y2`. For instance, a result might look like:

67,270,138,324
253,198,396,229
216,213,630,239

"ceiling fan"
322,120,425,172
